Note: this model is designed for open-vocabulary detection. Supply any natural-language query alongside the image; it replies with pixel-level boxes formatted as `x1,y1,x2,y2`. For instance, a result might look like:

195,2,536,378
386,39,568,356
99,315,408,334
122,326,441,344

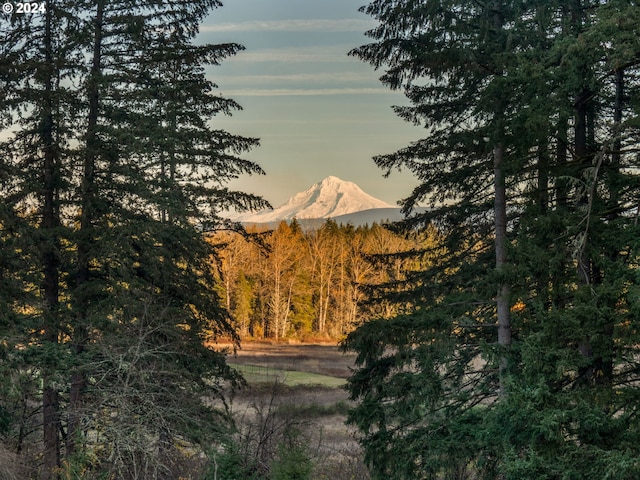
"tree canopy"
344,1,640,478
0,1,267,477
212,220,437,340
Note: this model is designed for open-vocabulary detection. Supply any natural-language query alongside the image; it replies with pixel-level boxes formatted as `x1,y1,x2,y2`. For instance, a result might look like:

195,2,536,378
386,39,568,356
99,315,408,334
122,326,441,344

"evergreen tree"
0,3,80,475
0,0,267,476
344,1,640,478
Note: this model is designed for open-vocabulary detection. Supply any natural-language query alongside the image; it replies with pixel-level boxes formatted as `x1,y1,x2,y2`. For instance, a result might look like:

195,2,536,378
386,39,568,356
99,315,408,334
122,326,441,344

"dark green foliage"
210,383,316,480
210,433,313,480
270,429,313,480
209,442,260,480
345,1,640,478
0,0,267,475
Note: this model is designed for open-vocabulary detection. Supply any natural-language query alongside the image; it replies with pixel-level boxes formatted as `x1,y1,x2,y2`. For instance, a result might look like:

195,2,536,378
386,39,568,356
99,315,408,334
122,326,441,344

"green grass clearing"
230,363,346,388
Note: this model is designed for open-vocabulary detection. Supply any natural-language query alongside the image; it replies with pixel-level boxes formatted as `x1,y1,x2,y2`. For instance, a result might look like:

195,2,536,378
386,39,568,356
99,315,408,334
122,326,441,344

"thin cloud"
220,72,375,84
201,18,375,33
227,46,357,63
220,87,390,97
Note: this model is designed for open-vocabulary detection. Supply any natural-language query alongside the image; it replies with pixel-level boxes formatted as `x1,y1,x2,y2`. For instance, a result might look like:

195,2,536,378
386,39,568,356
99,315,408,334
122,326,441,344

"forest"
1,0,640,479
212,220,438,341
341,1,640,479
0,1,268,477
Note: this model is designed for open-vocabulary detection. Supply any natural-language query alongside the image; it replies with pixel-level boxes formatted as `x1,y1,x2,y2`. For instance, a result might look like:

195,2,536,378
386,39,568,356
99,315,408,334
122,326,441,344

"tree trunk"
42,1,61,477
571,0,598,383
491,1,511,394
555,114,569,208
575,88,591,282
68,0,104,458
494,142,511,393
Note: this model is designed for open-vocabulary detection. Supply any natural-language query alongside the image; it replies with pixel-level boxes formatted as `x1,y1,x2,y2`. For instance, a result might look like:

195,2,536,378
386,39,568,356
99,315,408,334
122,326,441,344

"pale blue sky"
199,0,422,208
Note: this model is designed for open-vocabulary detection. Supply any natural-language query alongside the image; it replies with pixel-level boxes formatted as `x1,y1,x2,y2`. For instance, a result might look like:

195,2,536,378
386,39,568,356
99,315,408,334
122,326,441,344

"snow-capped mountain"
236,176,395,224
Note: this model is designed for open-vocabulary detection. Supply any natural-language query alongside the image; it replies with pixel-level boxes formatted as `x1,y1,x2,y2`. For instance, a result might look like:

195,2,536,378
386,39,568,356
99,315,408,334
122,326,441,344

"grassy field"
221,341,370,480
229,362,347,387
223,341,357,377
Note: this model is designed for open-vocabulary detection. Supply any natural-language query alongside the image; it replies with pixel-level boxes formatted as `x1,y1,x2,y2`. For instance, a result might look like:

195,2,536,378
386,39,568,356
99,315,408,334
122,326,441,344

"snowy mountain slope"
236,176,394,223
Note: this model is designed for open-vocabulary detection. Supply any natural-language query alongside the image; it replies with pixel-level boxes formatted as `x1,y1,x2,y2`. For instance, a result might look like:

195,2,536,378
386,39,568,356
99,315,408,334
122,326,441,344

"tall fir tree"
0,2,81,475
344,1,640,479
0,0,267,476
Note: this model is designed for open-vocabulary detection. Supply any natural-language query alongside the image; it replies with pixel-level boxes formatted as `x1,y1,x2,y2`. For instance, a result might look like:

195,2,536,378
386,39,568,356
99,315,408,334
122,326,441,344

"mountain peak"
320,175,341,184
236,176,394,223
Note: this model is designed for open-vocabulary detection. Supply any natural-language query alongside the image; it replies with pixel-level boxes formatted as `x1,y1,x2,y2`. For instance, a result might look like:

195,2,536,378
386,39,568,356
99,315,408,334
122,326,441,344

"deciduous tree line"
343,1,640,479
212,220,438,340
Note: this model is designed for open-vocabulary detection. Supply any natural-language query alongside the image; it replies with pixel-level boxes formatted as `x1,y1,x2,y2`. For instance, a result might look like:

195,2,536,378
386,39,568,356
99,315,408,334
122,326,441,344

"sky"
198,0,424,209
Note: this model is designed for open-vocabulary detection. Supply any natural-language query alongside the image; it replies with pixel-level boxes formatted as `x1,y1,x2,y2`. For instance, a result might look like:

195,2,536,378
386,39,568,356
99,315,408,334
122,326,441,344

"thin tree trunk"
68,0,105,458
536,143,552,308
611,68,624,174
494,142,511,393
595,67,625,387
42,0,61,476
555,114,569,209
491,0,511,394
575,89,591,282
537,143,549,213
571,0,597,380
552,114,569,309
282,278,295,339
575,84,596,377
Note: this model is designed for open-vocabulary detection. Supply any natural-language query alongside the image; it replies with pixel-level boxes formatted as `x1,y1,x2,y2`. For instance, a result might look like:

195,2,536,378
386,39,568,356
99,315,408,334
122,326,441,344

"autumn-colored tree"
211,220,432,341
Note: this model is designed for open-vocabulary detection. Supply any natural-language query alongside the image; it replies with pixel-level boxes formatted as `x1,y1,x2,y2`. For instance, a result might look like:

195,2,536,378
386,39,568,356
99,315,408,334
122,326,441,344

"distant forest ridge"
238,206,429,230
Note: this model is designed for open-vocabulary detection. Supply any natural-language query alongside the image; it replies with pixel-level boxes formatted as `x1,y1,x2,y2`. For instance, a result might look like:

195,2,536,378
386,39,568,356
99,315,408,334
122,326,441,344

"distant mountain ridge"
235,176,396,224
